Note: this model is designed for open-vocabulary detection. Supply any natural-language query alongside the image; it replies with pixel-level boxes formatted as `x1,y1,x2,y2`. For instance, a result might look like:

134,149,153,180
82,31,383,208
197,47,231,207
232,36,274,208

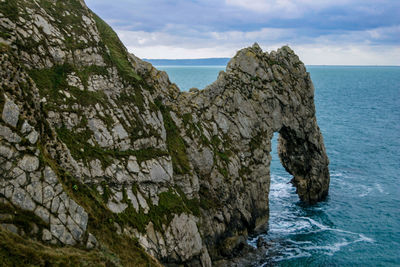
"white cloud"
126,43,400,65
116,27,295,51
366,25,400,42
210,27,293,41
125,45,237,59
116,26,400,65
290,44,400,65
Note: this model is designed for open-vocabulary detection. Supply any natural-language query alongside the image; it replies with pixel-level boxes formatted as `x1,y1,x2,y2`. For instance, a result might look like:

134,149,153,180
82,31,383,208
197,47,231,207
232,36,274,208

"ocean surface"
155,64,400,266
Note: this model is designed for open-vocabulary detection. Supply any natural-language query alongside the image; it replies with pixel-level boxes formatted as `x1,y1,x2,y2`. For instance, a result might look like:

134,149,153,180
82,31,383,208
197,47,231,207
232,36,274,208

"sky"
85,0,400,65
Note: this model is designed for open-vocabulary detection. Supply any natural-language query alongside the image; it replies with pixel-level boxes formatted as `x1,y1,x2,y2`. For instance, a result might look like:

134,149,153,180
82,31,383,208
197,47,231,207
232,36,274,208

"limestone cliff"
0,0,329,266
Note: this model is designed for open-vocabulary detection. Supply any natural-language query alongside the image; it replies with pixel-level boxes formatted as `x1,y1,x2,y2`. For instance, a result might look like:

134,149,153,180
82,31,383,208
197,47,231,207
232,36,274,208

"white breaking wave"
298,216,375,242
249,169,375,264
302,241,350,256
375,183,385,193
330,171,345,177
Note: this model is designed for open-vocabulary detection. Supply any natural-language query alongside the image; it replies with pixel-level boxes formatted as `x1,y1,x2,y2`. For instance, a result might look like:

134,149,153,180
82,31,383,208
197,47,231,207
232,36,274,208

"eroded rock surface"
0,0,329,266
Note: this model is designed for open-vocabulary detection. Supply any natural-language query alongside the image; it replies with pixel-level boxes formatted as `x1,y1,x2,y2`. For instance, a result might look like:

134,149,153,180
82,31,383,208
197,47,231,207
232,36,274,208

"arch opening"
267,131,299,230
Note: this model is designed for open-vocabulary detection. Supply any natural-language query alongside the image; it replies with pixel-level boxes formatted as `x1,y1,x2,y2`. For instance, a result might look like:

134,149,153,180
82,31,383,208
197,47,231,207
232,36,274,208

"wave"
298,217,374,242
250,170,375,265
302,241,350,256
267,249,312,263
330,171,346,178
300,232,374,257
375,183,385,193
256,216,375,263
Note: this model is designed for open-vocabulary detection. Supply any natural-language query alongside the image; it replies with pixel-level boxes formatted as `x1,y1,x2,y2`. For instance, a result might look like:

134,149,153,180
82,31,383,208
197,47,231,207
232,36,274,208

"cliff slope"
0,0,329,266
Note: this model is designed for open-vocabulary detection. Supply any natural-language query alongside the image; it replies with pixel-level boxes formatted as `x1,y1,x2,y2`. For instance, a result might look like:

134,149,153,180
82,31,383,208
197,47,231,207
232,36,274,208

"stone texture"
107,200,128,213
34,206,50,224
127,156,140,173
42,229,52,241
11,188,36,211
113,123,128,140
44,166,58,185
18,155,39,172
86,233,98,249
136,192,149,214
165,214,203,262
0,125,21,143
27,130,39,144
0,145,14,159
2,97,19,127
1,223,18,234
146,159,171,183
89,159,104,177
189,147,214,176
88,118,113,147
127,188,139,212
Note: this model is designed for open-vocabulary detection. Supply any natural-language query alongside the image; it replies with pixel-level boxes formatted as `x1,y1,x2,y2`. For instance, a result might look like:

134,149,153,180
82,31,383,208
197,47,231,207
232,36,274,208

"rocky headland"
0,0,329,266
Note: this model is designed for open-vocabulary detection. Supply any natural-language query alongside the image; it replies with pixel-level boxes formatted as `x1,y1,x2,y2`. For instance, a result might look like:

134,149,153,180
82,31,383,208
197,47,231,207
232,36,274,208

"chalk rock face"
168,43,330,259
188,44,330,204
0,0,329,265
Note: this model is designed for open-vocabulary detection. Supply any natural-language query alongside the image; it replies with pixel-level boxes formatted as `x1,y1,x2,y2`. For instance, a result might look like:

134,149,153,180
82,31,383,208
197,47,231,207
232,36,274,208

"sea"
153,63,400,266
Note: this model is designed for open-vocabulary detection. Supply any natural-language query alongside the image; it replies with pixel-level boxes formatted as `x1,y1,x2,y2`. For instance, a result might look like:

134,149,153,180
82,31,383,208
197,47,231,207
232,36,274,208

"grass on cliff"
0,0,19,21
56,125,169,168
155,98,191,175
59,174,161,267
40,147,161,267
92,12,141,83
28,63,110,107
118,188,200,233
0,203,48,241
0,228,114,266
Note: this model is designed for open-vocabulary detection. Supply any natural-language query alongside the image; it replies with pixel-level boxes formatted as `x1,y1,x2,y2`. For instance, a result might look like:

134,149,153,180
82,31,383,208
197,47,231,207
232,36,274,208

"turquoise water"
157,65,400,266
156,66,226,91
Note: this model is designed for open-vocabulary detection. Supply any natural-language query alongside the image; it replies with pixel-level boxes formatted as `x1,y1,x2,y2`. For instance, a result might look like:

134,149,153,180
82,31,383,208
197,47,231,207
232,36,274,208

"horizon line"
143,58,400,67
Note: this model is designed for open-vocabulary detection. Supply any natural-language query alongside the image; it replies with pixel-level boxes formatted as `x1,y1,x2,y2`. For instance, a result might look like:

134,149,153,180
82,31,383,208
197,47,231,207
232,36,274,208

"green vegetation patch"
0,0,19,21
92,12,141,83
68,86,109,107
40,148,161,266
119,86,145,112
37,0,95,51
118,187,200,233
28,64,73,104
78,65,109,88
28,64,110,108
0,43,10,53
0,203,48,238
0,31,12,40
0,227,115,266
155,98,191,175
181,112,209,145
56,125,168,168
216,150,231,164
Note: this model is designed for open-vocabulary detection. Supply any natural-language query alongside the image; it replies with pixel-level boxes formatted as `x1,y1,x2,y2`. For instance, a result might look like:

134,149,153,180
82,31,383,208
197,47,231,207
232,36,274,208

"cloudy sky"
85,0,400,65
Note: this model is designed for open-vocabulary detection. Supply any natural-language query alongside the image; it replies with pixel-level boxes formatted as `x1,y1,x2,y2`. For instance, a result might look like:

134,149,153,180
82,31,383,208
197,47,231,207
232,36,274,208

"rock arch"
176,43,330,258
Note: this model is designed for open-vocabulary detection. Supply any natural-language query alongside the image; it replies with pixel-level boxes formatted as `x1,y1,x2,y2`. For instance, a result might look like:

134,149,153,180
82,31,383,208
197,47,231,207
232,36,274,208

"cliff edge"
0,0,329,266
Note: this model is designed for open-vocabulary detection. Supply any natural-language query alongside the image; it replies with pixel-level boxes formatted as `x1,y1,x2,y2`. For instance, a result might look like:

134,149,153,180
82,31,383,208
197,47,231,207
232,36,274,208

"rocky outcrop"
0,0,329,266
161,43,330,260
